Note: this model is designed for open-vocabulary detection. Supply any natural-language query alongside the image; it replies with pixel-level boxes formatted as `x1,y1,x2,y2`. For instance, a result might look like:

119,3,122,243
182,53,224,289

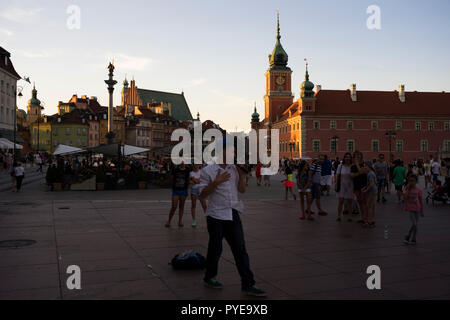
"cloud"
17,49,62,58
184,78,206,89
108,53,153,71
211,89,250,106
0,27,14,36
0,6,43,24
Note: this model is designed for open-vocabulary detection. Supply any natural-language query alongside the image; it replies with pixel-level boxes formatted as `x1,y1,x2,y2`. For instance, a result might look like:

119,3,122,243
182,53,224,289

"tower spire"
304,58,309,80
276,10,280,41
269,10,289,69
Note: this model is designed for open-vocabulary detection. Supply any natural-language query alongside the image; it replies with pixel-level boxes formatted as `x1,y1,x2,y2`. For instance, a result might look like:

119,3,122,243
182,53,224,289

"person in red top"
403,175,424,245
255,162,263,186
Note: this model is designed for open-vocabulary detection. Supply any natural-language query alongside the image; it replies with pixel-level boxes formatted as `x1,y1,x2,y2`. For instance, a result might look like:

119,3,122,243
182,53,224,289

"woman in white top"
14,162,25,192
190,164,207,227
336,153,354,222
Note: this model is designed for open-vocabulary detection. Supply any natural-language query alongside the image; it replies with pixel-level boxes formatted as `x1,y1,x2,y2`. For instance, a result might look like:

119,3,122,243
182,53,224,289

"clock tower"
264,12,294,123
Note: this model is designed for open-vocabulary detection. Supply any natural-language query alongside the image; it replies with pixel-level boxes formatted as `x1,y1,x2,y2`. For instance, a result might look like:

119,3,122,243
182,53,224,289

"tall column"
105,62,117,144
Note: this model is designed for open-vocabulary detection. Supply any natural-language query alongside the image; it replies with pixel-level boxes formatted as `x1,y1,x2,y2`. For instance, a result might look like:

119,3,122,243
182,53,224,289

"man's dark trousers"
204,209,255,290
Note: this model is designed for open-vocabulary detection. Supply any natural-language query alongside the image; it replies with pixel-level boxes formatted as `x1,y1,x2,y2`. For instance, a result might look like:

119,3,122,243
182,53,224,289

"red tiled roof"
313,90,450,116
0,47,21,79
269,89,450,123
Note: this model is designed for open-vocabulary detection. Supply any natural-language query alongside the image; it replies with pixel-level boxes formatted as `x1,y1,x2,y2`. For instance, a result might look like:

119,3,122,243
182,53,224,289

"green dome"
301,80,314,91
18,109,27,118
300,64,315,98
251,106,260,123
28,86,41,106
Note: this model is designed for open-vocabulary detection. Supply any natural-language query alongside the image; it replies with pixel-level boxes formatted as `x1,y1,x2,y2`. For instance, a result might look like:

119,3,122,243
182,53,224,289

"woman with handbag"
336,153,354,222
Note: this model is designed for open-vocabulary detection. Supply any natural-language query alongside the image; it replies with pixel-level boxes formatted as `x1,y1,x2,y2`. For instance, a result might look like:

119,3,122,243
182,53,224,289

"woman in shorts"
165,162,190,228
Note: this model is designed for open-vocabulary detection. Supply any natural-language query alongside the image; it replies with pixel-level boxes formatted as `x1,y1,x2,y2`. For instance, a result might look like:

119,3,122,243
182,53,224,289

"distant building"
252,15,450,163
121,78,193,121
0,47,21,140
26,84,43,126
123,105,185,151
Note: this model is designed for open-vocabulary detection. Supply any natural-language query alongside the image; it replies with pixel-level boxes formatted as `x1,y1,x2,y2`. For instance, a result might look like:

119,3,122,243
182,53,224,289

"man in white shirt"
198,139,266,297
431,159,440,186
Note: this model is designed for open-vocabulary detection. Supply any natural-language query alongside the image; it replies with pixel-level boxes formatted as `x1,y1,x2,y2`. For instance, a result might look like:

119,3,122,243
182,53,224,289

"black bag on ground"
170,251,206,270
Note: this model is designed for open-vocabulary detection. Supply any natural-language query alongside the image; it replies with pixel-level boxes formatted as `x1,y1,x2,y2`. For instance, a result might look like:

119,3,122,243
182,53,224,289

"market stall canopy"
53,144,84,156
89,144,149,156
122,145,150,156
0,138,23,150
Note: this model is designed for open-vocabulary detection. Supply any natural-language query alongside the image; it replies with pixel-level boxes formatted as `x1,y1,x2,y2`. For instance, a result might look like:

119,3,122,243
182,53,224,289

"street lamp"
13,76,31,162
385,130,397,162
332,135,339,158
36,102,45,154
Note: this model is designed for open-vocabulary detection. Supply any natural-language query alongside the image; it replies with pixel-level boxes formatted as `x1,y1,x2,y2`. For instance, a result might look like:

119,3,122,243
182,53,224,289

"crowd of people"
164,152,449,246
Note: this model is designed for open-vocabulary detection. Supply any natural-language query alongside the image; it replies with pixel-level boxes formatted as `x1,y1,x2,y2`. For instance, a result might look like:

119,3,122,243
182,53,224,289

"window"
313,121,320,130
82,128,86,135
415,122,421,131
444,140,450,152
347,121,354,130
77,128,81,136
347,140,355,152
428,122,434,131
313,140,320,152
421,140,428,152
396,140,403,152
297,122,299,130
395,120,402,130
445,122,450,131
66,128,70,135
54,140,58,146
372,140,379,152
371,121,378,130
330,120,336,130
330,139,337,153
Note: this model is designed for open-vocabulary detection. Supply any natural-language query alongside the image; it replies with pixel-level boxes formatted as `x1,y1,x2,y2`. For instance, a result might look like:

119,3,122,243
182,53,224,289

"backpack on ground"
170,251,206,270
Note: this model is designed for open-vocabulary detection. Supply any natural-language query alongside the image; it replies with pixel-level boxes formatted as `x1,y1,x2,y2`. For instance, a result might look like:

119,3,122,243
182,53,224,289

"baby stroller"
426,178,450,206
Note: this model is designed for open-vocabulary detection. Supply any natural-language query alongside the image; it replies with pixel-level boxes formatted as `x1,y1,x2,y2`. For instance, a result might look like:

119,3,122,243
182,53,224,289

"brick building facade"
252,16,450,164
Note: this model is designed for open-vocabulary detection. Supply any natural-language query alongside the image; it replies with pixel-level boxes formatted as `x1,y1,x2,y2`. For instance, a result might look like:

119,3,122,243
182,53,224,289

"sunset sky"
2,0,450,131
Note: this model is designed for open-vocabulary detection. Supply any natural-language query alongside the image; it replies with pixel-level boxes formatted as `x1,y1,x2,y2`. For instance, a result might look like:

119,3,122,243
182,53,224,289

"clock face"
276,76,285,85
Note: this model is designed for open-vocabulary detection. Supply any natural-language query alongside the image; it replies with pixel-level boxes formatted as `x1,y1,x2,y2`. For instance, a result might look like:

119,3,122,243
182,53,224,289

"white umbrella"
0,138,23,150
121,145,150,156
53,144,84,156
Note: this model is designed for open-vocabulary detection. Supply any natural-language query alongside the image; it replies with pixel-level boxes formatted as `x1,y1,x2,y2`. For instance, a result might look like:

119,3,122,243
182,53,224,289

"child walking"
283,166,296,200
403,175,424,245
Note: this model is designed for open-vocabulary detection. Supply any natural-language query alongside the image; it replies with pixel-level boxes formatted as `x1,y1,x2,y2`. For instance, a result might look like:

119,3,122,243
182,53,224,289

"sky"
1,0,450,131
